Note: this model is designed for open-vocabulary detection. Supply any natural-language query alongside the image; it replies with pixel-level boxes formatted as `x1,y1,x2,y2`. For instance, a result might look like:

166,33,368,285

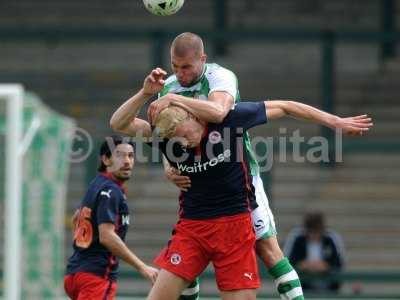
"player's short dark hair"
98,135,135,172
304,211,325,232
171,32,204,57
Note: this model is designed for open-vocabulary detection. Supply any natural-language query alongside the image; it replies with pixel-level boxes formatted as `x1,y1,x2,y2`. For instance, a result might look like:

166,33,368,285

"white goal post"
1,84,75,300
1,84,24,300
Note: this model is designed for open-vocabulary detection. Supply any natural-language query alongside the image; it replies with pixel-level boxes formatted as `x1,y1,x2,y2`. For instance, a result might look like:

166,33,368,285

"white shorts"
251,175,277,240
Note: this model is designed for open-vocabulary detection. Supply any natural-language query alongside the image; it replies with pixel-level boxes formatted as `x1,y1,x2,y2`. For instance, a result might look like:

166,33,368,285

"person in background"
64,136,158,300
284,212,345,293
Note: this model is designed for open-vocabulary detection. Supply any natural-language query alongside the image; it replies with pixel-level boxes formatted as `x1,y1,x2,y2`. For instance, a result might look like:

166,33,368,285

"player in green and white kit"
148,32,305,300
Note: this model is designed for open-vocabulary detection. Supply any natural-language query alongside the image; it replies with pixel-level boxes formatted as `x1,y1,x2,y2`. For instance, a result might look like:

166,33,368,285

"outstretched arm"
265,100,373,136
110,68,167,137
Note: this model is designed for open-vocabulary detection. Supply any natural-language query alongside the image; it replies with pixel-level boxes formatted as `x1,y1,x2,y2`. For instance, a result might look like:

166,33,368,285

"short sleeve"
96,187,120,225
158,75,177,98
207,67,238,100
158,87,168,98
223,102,267,130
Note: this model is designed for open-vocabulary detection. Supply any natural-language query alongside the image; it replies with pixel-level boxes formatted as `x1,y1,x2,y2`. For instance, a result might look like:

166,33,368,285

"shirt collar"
190,64,207,86
101,172,127,193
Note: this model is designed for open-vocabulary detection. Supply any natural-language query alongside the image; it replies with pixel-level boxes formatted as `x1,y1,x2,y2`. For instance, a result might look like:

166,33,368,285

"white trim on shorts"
251,175,277,240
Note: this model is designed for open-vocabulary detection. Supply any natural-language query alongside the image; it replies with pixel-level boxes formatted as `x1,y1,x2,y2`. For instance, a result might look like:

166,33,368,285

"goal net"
0,85,76,299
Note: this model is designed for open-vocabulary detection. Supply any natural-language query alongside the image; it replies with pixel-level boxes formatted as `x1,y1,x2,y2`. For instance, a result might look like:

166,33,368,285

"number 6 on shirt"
73,207,93,248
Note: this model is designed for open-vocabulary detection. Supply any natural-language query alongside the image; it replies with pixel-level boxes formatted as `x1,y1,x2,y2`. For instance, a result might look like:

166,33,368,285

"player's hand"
71,209,80,228
71,209,80,238
334,114,373,136
147,93,176,125
139,265,159,284
165,166,191,191
143,68,167,97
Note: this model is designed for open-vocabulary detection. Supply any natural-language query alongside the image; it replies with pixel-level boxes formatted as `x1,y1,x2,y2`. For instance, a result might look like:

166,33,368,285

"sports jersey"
66,173,130,281
159,63,260,175
150,101,267,219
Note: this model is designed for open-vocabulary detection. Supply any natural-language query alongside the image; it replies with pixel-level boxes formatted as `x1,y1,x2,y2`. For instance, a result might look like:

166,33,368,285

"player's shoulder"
101,183,122,196
206,63,233,73
92,175,124,199
205,63,237,79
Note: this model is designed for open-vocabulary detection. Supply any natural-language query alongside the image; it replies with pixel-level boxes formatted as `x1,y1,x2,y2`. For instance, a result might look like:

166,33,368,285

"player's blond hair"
154,106,190,139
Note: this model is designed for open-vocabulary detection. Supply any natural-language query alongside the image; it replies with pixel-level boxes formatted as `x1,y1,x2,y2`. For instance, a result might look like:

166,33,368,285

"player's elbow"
109,114,121,129
285,101,298,109
110,115,119,131
212,109,226,123
213,114,225,124
110,116,126,133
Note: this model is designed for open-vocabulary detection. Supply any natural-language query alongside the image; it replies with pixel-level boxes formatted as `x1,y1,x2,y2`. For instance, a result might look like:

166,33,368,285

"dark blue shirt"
66,173,130,281
151,101,267,219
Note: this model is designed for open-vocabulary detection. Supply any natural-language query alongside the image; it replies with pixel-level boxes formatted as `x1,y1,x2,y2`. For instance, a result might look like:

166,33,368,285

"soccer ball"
143,0,184,16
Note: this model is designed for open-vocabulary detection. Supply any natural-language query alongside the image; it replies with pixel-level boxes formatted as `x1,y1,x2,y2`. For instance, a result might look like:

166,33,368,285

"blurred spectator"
284,212,345,293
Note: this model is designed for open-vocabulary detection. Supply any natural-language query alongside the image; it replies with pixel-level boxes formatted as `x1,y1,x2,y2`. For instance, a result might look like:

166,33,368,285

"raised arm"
265,100,373,136
148,66,236,124
177,91,233,123
148,91,233,124
110,68,167,137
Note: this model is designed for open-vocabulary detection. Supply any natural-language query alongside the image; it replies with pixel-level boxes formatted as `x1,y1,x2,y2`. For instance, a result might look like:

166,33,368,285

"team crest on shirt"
170,253,182,265
208,131,222,144
254,219,265,232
